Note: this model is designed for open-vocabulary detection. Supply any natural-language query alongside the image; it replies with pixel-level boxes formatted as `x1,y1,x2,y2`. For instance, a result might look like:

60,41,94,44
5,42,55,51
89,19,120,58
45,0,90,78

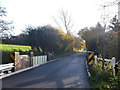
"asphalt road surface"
2,52,90,88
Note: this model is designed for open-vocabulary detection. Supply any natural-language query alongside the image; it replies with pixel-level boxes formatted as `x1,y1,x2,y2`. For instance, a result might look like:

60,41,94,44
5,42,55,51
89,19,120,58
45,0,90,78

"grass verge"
0,44,31,52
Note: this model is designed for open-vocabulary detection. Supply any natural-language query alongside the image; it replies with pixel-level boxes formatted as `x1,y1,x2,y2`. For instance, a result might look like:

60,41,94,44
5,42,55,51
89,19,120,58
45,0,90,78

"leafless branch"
53,8,74,34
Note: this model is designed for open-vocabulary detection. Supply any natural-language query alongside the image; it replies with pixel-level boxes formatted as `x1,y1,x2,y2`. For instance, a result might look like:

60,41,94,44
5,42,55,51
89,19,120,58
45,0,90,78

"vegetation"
78,19,119,61
1,24,82,63
23,25,74,53
89,63,120,89
2,25,82,55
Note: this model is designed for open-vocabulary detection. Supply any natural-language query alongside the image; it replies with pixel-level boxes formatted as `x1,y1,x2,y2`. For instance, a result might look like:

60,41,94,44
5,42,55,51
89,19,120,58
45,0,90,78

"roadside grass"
0,44,31,52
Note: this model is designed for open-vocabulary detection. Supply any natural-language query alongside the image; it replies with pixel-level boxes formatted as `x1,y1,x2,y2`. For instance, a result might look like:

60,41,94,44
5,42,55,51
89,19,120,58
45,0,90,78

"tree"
22,25,75,54
78,23,104,55
73,37,81,50
0,5,14,38
78,20,120,62
108,15,120,62
105,31,118,60
53,9,73,34
23,25,61,54
109,15,120,31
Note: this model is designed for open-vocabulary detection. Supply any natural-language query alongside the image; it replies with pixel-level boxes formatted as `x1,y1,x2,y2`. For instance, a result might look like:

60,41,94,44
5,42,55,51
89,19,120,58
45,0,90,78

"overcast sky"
0,0,118,35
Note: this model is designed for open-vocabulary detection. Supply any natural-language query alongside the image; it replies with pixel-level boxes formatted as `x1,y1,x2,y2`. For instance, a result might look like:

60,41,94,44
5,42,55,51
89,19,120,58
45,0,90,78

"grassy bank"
0,44,31,52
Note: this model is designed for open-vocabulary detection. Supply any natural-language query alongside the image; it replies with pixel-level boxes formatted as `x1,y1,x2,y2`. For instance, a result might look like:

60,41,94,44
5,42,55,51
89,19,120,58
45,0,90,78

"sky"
0,0,118,35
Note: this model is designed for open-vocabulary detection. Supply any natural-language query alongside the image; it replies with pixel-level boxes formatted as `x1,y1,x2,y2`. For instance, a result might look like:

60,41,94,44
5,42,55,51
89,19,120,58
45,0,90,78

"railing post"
29,52,34,66
14,52,20,71
112,57,116,76
47,52,50,61
94,55,98,67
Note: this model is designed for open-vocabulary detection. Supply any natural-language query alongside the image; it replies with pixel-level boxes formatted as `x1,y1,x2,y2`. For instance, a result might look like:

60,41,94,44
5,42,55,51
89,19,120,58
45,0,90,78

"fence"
94,55,116,76
32,55,47,66
0,52,48,76
14,52,48,71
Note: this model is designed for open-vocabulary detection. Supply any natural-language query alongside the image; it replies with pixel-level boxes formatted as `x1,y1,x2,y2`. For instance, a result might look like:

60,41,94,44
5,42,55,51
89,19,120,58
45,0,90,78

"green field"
0,44,31,52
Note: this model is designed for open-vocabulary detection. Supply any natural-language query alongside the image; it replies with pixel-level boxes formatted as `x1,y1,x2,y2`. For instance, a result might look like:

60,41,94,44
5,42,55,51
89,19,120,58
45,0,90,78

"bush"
89,66,113,89
2,51,14,64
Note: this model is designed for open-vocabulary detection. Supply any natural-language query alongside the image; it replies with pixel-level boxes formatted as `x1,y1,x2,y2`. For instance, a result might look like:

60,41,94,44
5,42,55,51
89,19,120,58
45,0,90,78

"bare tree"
53,9,73,34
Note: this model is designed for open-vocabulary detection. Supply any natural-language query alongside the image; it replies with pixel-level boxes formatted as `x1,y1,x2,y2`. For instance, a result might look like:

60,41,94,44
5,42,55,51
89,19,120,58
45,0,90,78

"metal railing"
32,55,47,66
0,63,14,76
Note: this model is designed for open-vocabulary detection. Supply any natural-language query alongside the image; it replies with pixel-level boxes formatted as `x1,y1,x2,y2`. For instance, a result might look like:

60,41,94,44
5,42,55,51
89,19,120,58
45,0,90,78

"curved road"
2,52,90,88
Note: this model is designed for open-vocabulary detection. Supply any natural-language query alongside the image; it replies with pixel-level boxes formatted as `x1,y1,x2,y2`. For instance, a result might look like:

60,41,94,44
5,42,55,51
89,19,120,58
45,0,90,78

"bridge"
1,52,90,88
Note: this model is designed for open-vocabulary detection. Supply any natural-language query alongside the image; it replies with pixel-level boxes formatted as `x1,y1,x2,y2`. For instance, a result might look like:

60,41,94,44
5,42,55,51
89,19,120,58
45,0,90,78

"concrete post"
14,52,20,71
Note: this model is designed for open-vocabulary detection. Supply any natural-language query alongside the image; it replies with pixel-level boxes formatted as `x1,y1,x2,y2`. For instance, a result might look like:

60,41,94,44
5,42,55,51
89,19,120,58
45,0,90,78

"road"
2,52,90,88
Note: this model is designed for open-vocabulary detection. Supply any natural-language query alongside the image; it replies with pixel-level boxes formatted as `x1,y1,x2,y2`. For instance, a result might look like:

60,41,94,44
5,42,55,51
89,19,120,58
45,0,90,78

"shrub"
89,66,113,89
2,51,14,64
